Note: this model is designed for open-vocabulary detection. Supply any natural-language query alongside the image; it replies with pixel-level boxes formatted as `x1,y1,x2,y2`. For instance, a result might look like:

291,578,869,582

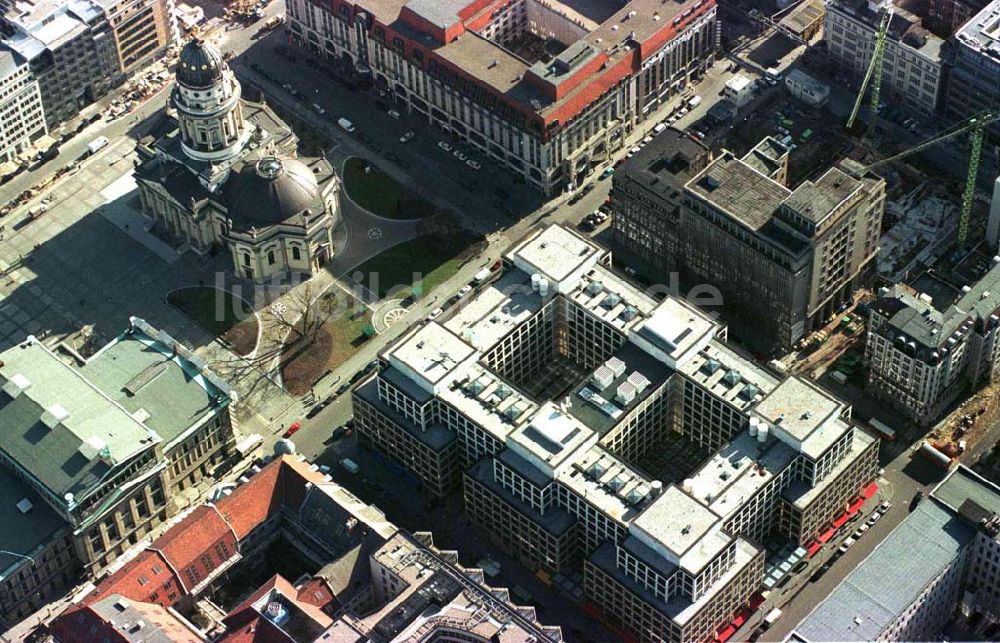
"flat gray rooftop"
0,466,66,580
687,153,791,231
783,167,861,226
81,329,229,449
933,466,1000,517
793,499,973,642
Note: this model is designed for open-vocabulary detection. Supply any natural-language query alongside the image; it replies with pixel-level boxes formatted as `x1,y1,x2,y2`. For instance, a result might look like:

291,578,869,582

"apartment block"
825,0,944,116
611,135,886,354
791,466,1000,641
865,261,1000,426
285,0,718,195
927,0,990,35
0,48,45,161
0,317,235,630
353,224,880,642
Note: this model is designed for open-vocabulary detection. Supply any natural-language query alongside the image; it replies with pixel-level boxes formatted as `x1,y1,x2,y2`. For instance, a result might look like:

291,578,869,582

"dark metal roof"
176,39,224,89
222,158,323,230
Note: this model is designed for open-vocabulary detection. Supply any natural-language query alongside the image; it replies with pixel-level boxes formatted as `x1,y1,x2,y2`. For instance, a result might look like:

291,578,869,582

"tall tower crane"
844,112,1000,248
845,7,893,131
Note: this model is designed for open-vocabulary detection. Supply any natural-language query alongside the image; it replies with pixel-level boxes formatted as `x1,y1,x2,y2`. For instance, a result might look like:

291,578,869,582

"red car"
283,421,301,438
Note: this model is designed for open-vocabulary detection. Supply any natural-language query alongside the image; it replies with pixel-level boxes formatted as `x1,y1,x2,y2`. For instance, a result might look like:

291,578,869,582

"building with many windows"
0,317,235,630
41,455,564,643
353,224,880,642
0,0,176,129
790,466,1000,641
941,0,1000,144
825,0,945,116
0,48,45,161
285,0,718,195
135,39,340,281
610,135,886,354
864,260,1000,426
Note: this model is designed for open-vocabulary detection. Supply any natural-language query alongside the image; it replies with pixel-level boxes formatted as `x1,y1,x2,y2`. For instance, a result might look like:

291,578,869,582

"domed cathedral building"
134,39,340,281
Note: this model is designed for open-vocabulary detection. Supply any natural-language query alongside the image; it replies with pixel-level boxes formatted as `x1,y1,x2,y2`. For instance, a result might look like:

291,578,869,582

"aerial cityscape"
0,0,998,638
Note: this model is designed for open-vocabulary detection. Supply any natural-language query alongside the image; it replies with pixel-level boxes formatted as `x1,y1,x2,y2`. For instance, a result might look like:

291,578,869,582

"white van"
87,136,110,155
340,457,360,474
337,117,356,132
688,95,702,108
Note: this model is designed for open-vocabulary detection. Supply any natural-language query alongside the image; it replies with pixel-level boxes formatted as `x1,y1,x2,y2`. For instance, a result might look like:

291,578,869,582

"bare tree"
270,282,341,346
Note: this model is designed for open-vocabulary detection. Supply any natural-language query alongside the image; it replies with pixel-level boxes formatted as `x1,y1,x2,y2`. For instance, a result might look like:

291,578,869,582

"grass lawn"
342,157,437,219
354,231,486,299
167,287,258,356
280,290,373,396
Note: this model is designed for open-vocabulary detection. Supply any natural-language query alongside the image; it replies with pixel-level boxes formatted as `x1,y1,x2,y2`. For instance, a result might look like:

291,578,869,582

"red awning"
717,625,737,643
733,608,752,627
848,497,865,514
818,527,836,543
749,593,766,610
862,482,879,499
832,512,850,528
807,541,823,558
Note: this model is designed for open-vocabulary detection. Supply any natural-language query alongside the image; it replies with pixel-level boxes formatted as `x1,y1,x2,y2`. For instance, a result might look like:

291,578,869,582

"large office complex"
0,317,235,629
0,0,175,129
44,454,563,643
352,224,879,642
0,48,45,161
825,0,945,116
865,260,1000,426
610,134,885,354
791,466,1000,641
926,0,990,35
285,0,718,195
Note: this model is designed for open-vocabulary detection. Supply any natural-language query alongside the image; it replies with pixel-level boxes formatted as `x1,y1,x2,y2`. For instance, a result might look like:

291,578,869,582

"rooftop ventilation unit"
739,384,759,401
701,359,721,375
2,373,31,399
592,365,615,390
588,461,606,478
506,404,525,421
608,476,625,491
601,294,622,309
721,370,742,387
586,281,605,296
495,385,512,400
625,488,646,505
620,305,640,321
616,381,637,405
606,356,627,378
41,404,69,429
627,371,650,395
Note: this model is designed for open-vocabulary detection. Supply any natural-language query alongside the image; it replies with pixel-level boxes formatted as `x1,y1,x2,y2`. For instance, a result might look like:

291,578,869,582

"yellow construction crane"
845,7,893,131
844,112,1000,248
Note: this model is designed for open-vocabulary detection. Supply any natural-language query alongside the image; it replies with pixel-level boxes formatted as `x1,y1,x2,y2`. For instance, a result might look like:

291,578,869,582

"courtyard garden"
342,157,437,219
167,287,259,356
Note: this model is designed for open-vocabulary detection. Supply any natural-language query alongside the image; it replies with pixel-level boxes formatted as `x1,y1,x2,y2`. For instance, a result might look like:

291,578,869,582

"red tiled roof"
216,613,294,643
223,574,333,631
86,457,325,610
87,550,180,608
151,505,237,593
217,456,325,540
296,577,335,611
50,599,203,642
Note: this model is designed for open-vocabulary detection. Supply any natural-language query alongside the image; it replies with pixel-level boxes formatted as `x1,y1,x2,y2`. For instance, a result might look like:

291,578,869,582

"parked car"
466,159,481,170
438,141,452,151
878,501,891,514
283,421,302,438
868,512,881,525
388,109,401,119
399,131,414,143
459,284,473,297
426,307,443,321
453,150,468,161
312,103,326,115
838,537,856,554
336,383,350,396
600,166,614,179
